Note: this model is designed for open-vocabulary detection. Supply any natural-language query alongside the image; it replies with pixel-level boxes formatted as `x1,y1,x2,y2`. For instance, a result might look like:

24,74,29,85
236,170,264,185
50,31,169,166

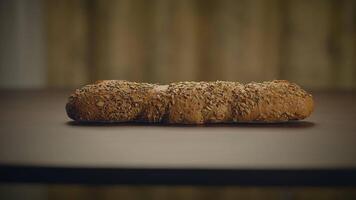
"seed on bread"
66,80,314,124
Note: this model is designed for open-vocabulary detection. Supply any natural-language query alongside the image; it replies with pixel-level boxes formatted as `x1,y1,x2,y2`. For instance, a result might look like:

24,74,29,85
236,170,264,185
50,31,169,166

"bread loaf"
66,80,314,124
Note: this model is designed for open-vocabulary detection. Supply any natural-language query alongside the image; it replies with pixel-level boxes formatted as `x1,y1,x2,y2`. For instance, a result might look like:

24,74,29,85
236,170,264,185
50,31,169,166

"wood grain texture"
46,0,89,87
44,0,356,89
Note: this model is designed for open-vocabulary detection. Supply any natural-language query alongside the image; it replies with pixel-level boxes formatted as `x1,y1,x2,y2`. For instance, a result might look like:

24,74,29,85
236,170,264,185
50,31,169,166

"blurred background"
1,0,356,199
0,0,355,90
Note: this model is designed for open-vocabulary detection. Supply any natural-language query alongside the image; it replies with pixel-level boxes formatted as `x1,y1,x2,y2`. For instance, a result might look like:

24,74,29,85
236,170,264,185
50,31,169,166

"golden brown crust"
66,80,314,124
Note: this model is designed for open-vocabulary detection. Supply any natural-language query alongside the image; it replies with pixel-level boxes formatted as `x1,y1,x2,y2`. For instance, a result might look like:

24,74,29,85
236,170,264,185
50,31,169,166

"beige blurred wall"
1,0,355,89
0,0,45,89
45,0,356,89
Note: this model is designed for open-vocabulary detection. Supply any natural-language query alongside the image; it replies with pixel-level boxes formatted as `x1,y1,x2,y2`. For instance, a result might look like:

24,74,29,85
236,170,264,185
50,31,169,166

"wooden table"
0,90,355,186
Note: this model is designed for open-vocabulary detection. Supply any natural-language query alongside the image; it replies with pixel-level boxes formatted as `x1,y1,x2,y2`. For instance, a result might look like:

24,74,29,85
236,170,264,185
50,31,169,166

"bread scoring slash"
66,80,314,124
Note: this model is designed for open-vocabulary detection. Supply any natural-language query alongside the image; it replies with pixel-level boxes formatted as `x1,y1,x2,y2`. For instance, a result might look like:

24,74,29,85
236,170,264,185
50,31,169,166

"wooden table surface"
0,90,355,185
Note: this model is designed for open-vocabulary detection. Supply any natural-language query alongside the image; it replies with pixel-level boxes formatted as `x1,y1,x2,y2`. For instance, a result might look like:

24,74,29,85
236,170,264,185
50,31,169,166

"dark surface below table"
0,90,355,185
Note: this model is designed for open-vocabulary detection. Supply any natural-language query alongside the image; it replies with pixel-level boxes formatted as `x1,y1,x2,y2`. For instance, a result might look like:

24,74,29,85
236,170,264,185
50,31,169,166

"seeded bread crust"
66,80,314,124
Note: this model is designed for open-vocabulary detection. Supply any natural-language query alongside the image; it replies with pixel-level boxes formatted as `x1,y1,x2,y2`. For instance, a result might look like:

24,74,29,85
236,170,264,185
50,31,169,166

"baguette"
66,80,314,124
